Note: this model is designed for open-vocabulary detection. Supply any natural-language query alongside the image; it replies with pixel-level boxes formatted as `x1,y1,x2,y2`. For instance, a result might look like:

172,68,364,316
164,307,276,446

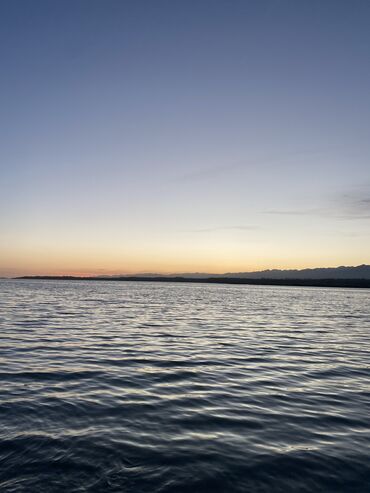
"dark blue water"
0,280,370,492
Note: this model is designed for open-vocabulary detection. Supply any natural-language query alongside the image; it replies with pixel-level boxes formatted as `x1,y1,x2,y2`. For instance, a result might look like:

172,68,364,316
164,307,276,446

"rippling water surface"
1,280,370,492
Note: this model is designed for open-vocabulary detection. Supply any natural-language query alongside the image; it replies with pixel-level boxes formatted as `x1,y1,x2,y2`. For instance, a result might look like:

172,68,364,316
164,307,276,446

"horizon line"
3,263,370,279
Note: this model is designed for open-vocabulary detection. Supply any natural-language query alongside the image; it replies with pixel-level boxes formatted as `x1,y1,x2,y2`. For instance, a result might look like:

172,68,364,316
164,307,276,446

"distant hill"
98,264,370,280
15,265,370,288
223,264,370,280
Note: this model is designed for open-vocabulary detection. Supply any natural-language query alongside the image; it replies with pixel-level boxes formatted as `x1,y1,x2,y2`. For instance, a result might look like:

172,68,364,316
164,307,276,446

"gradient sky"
1,0,370,276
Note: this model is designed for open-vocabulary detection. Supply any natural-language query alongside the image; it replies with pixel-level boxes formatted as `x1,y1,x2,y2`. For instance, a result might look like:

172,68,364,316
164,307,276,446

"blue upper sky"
1,0,369,276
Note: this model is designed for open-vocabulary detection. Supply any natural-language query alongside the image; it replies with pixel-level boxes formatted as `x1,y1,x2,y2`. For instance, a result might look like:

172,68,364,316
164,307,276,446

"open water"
0,279,369,492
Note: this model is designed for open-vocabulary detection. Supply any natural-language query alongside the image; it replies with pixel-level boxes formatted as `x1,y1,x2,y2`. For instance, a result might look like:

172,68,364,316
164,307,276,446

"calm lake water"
0,279,370,492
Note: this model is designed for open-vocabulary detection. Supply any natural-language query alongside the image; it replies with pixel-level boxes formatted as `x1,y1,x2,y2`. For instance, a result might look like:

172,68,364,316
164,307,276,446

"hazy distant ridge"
223,264,370,280
103,265,370,280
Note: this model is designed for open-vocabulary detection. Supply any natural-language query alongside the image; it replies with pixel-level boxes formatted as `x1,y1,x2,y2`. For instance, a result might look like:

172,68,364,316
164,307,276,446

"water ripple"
0,279,369,492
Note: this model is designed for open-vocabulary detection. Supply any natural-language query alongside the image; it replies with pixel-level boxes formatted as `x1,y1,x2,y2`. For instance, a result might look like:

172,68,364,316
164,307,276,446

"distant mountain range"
15,265,370,288
99,264,370,280
222,264,370,280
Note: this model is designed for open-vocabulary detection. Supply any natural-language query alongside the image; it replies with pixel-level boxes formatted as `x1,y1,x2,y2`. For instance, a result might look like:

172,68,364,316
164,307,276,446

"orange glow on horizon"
1,233,369,278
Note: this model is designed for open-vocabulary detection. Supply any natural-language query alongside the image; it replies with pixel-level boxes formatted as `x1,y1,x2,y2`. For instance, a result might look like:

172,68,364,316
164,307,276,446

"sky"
1,0,370,276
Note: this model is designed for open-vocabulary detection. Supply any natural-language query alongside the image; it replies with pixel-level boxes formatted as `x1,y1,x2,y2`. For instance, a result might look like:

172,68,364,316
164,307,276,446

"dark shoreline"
15,276,370,289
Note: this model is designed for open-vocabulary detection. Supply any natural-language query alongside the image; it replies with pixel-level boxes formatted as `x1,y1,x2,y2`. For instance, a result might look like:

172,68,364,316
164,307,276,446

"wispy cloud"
175,148,335,183
177,161,246,183
264,188,370,220
264,208,324,216
340,191,370,218
264,208,370,220
183,225,260,233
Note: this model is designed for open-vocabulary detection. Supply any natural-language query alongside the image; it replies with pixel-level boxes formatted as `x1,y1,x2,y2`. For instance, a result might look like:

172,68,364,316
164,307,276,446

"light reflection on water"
0,279,370,492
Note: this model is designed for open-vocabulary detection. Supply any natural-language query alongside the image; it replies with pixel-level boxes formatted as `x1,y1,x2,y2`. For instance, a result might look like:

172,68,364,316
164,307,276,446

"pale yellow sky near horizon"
1,227,369,277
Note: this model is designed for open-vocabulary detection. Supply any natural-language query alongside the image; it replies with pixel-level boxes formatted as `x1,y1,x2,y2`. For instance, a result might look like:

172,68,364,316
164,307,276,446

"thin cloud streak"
176,149,334,183
183,225,260,233
264,209,370,220
176,161,247,183
264,188,370,221
264,208,324,216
